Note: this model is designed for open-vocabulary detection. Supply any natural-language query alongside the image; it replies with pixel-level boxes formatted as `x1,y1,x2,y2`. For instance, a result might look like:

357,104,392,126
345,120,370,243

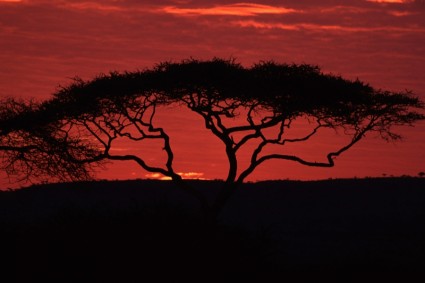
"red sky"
1,0,424,188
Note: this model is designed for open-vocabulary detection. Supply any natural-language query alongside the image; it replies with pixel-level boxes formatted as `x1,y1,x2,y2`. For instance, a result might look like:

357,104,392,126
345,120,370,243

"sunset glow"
234,20,425,33
146,172,205,181
162,3,298,16
388,10,415,16
367,0,414,3
0,0,424,188
62,2,124,12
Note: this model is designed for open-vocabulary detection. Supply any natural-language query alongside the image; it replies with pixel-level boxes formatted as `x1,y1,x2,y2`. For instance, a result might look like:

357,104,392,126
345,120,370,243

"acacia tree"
1,59,423,218
0,98,97,182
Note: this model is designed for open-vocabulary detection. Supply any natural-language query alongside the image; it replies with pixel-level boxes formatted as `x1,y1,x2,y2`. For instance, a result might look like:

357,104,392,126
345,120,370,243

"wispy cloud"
318,5,373,14
233,20,425,33
145,173,165,179
388,10,417,16
145,172,205,180
161,3,299,16
366,0,414,3
179,172,205,179
234,20,299,31
61,2,125,12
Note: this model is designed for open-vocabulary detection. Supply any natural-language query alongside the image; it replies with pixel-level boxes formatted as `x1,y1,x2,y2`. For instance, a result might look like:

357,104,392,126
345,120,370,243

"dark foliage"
0,99,97,182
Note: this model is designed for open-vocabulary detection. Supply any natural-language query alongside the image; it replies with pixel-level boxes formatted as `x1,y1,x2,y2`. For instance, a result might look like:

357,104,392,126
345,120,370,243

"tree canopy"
1,58,423,215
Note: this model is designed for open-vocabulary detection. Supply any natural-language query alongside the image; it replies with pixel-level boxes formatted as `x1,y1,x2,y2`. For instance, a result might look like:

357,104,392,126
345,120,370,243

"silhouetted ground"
1,178,424,282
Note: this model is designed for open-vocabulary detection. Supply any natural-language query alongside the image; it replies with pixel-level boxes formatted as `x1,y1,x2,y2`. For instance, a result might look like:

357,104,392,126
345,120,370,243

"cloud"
366,0,414,3
318,5,373,14
145,172,205,180
145,173,164,179
161,3,299,16
61,2,125,12
178,172,205,179
233,20,425,33
388,10,417,16
234,20,299,31
1,0,424,100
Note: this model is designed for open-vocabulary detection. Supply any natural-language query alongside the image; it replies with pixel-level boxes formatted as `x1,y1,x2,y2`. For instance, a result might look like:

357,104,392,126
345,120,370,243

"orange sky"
1,0,424,188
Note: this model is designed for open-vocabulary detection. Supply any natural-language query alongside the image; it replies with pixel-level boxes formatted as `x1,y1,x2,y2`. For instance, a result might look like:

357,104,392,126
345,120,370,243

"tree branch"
237,121,373,183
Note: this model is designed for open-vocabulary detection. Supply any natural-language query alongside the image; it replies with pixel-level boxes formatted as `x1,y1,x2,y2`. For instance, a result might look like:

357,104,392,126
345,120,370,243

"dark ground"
1,178,424,282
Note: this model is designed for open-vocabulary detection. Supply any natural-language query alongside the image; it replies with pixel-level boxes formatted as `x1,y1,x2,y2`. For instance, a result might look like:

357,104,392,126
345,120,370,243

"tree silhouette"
1,58,424,217
0,98,97,182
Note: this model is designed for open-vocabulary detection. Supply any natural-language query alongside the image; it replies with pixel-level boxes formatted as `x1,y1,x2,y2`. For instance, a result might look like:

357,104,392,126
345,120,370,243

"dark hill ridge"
1,178,424,281
1,177,424,224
